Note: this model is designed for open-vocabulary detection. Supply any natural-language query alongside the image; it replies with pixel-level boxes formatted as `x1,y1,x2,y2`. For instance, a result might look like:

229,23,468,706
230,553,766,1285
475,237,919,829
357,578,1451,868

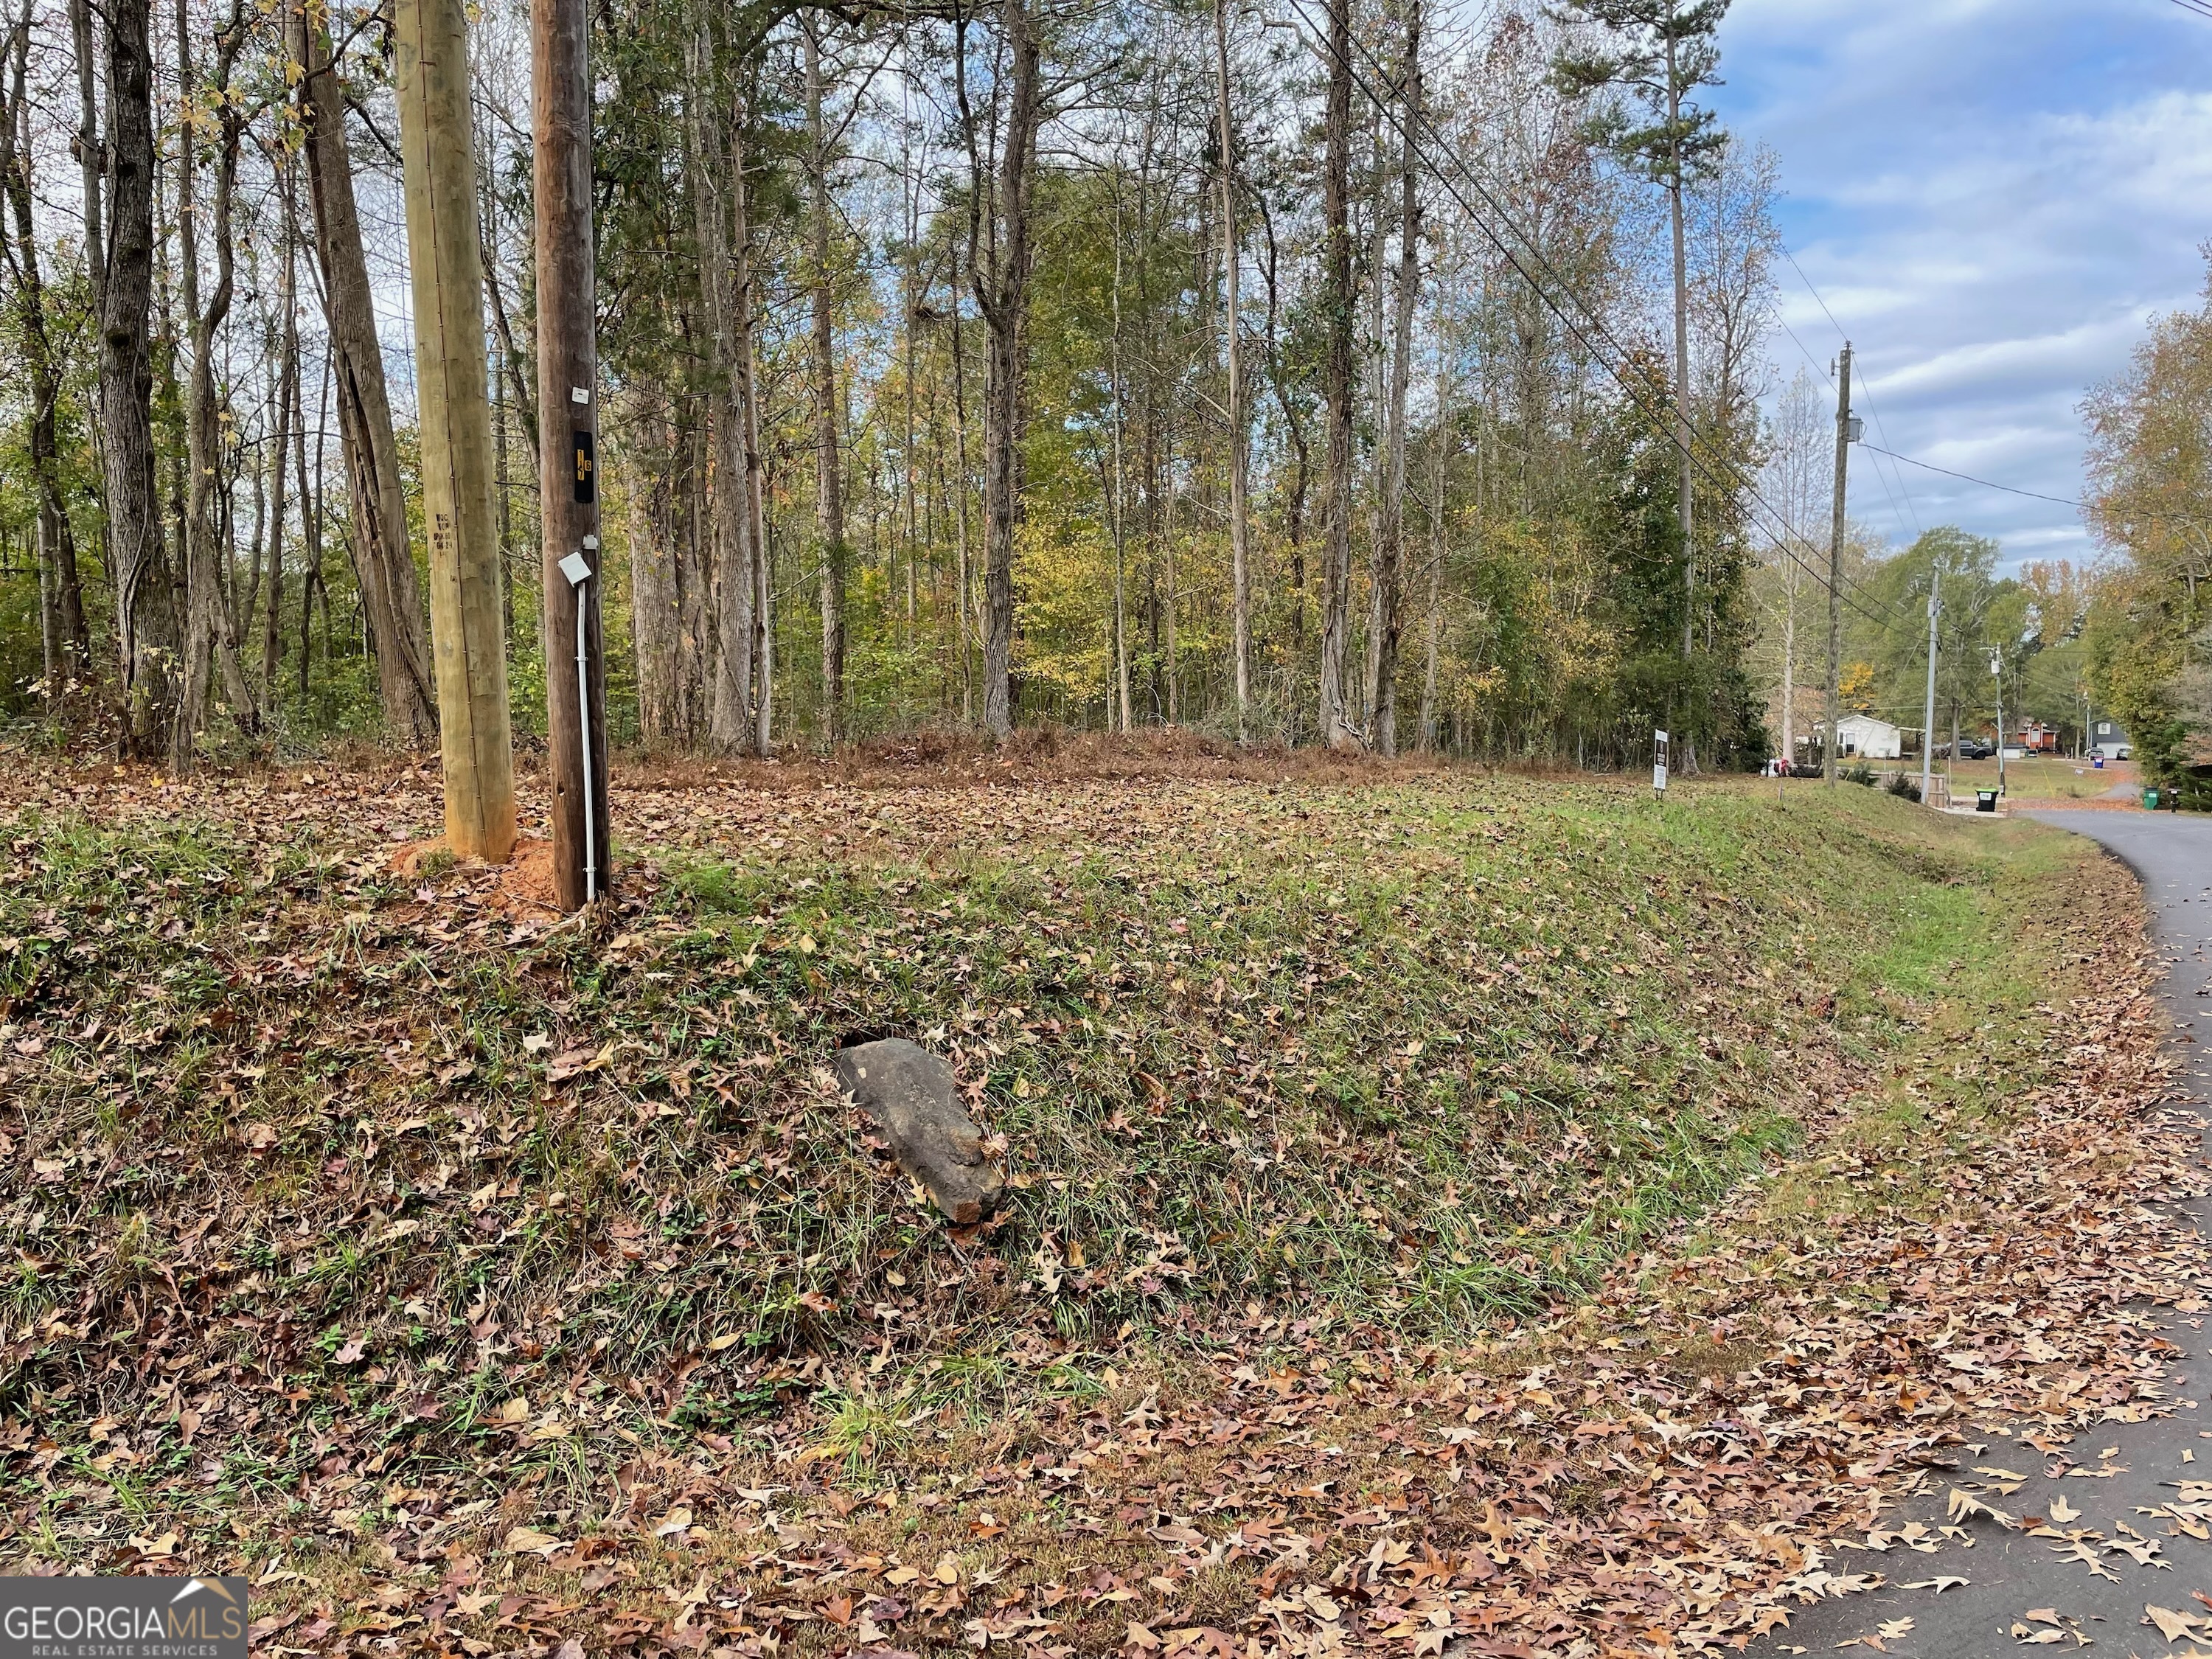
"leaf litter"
1,757,2210,1658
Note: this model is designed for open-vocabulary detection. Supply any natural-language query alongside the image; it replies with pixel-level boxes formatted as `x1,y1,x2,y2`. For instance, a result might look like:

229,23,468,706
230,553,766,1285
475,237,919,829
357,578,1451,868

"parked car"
1941,739,1994,760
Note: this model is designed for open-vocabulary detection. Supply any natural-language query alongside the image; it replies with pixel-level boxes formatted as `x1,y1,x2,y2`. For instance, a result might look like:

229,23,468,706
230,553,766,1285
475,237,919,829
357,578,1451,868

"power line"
1770,307,1919,539
1858,443,2089,509
1778,246,1925,539
2171,0,2212,22
1276,0,1912,633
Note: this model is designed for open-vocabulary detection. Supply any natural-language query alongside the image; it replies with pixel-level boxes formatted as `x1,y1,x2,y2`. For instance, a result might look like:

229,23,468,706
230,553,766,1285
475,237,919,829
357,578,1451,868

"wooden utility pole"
1921,570,1940,805
1824,341,1851,790
394,0,514,858
1666,28,1693,665
535,0,608,907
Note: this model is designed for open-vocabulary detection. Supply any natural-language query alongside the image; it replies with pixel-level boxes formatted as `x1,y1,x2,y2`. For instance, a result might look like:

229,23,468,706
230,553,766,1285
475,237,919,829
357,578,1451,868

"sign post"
1652,728,1669,797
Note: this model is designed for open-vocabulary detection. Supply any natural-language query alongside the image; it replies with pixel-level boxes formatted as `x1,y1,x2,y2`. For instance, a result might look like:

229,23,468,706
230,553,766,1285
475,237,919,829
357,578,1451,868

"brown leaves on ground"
0,757,2205,1659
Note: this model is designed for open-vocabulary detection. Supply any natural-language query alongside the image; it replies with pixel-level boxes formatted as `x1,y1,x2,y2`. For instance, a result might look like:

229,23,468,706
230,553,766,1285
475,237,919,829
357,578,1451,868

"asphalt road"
1755,810,2212,1657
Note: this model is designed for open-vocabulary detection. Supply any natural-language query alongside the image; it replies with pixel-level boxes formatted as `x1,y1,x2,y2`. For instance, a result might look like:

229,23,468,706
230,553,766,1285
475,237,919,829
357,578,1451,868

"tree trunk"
962,0,1043,742
1418,352,1447,751
804,22,845,746
2,11,91,689
265,270,293,695
1317,0,1356,748
68,0,101,311
1109,179,1132,733
1260,206,1309,679
1368,0,1420,755
295,347,324,696
1213,0,1248,740
950,231,973,726
627,378,681,745
99,0,173,752
693,20,756,755
1162,425,1178,725
293,0,439,744
736,95,772,755
170,0,260,770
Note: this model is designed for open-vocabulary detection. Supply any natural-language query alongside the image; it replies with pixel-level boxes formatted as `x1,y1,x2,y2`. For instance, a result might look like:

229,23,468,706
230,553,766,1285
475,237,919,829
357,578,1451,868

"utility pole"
1921,569,1940,806
394,0,514,860
534,0,608,908
1991,650,2006,799
1824,342,1852,789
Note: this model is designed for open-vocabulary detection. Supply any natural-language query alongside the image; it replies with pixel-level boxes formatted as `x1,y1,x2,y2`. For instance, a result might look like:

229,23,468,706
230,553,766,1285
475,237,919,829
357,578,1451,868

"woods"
0,0,1804,771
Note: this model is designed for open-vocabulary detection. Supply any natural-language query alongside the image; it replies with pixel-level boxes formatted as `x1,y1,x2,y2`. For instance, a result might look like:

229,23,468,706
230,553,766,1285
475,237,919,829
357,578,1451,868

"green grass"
0,771,2087,1514
1947,754,2138,799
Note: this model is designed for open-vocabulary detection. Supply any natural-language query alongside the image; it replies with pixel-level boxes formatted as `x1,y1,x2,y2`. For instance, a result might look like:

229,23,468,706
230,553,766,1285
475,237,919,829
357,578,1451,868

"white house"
1834,714,1905,760
2090,719,2132,762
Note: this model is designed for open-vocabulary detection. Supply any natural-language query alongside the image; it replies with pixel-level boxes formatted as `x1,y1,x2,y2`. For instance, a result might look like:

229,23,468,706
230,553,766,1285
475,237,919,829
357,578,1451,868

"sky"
1710,0,2212,570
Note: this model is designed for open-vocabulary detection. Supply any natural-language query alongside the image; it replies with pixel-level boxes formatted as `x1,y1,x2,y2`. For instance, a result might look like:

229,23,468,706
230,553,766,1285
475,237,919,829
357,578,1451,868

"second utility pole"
1921,568,1940,805
1825,342,1852,789
394,0,514,860
534,0,609,908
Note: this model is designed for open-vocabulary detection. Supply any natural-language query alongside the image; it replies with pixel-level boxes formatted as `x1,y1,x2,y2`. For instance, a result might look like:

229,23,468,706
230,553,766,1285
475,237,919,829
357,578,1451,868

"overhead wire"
1778,246,1926,540
1276,0,1913,633
1763,297,1921,540
1859,442,2211,540
1858,444,2090,510
1273,0,1905,630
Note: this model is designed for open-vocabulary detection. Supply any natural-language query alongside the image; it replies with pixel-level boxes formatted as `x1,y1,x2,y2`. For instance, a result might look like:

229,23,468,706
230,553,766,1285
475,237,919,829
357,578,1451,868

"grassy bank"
0,764,2093,1576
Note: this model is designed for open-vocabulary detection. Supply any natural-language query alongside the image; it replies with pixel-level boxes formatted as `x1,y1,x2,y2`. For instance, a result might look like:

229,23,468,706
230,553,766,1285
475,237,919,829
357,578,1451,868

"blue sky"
1710,0,2212,568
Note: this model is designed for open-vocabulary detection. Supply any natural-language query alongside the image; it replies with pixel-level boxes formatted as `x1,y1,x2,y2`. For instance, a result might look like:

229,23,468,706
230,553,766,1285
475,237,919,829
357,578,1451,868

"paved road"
1757,810,2212,1656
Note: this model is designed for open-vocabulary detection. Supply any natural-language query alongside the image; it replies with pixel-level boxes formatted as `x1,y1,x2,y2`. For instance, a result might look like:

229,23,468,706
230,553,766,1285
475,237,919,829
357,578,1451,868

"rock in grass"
832,1040,1004,1225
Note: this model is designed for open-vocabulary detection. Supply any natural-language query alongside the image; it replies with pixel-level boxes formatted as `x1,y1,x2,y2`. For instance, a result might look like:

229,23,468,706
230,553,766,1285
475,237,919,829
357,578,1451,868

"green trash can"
2145,788,2163,810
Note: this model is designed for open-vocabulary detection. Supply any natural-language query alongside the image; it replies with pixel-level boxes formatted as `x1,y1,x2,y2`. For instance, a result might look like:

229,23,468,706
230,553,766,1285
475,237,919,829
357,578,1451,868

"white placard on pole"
1652,728,1669,795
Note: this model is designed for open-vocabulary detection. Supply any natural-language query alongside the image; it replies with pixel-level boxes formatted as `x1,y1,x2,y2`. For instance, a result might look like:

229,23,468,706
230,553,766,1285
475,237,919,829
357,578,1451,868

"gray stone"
832,1039,1005,1225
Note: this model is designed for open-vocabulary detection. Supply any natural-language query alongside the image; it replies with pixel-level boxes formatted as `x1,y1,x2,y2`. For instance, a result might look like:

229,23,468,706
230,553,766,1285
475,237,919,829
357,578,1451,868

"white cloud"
1714,0,2212,566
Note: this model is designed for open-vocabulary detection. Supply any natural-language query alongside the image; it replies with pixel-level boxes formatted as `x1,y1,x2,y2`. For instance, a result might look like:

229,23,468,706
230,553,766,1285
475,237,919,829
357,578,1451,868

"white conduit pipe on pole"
559,546,597,901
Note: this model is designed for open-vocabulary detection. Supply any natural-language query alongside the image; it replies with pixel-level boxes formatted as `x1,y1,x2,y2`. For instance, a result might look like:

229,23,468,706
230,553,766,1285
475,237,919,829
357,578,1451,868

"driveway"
1757,810,2212,1655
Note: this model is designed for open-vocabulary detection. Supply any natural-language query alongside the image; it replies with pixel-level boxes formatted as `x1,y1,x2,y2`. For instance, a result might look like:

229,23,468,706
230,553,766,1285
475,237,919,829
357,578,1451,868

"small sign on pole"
1652,728,1669,796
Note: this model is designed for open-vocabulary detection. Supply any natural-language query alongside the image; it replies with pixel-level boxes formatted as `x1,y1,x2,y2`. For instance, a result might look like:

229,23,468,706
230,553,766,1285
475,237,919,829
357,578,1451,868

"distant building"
1834,714,1905,760
2090,719,2131,761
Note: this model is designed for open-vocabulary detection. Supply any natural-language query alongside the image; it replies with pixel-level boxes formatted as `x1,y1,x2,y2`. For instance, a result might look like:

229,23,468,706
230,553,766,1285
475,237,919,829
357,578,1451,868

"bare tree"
804,19,847,745
170,0,261,768
1212,0,1249,739
1,4,91,692
692,9,757,754
958,0,1044,741
1318,0,1357,748
98,0,174,751
291,0,438,742
1367,0,1422,754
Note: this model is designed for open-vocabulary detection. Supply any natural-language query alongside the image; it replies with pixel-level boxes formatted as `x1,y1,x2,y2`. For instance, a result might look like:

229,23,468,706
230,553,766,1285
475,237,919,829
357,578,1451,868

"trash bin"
1976,790,1999,813
2144,788,2162,811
